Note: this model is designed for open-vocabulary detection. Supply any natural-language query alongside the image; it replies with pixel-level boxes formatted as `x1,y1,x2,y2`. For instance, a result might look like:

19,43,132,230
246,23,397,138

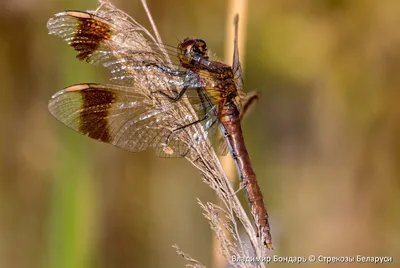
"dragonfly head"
178,38,209,68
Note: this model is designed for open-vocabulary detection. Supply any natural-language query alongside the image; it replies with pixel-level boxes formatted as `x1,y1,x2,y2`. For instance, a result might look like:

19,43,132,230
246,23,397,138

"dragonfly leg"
165,112,212,145
239,91,261,120
227,180,248,197
154,83,190,101
179,146,191,157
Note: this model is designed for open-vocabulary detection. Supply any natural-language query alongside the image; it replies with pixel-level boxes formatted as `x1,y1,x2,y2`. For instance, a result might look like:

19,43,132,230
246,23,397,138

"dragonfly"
47,0,272,249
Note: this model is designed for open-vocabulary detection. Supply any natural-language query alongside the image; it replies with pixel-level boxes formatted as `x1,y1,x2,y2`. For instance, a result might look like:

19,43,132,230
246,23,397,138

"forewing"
47,10,186,94
47,9,227,94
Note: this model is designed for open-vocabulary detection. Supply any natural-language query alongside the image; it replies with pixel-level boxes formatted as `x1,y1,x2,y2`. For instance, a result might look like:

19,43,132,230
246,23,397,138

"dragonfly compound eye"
179,38,208,58
191,39,208,60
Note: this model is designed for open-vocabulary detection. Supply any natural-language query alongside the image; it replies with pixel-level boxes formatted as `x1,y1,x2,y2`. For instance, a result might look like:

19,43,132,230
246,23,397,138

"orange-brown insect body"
178,38,273,249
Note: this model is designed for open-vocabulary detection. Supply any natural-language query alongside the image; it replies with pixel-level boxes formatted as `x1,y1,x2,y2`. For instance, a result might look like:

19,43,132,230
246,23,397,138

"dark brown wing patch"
66,11,112,61
67,84,116,143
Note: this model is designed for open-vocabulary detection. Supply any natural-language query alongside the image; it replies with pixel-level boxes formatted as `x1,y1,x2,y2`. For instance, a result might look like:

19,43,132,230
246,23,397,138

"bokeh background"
1,0,399,267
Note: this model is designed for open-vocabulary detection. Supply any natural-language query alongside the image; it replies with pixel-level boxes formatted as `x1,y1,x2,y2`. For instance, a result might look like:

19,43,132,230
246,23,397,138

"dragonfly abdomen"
220,101,273,249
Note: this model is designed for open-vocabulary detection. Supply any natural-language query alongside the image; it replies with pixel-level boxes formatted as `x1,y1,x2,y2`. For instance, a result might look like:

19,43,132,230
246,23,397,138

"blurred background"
1,0,399,267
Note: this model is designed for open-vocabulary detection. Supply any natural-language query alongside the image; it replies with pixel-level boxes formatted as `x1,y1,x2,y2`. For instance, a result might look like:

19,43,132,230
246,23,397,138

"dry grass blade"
172,245,207,268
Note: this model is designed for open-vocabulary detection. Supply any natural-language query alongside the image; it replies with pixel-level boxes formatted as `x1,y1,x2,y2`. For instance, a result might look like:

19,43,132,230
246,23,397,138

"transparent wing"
48,11,185,92
48,83,219,157
47,4,228,156
46,9,222,92
232,14,244,92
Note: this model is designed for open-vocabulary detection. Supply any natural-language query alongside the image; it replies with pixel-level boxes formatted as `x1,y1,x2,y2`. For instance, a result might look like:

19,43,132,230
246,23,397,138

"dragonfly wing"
218,138,230,156
47,8,224,156
239,91,260,120
47,10,185,93
47,10,225,94
154,94,220,157
49,83,192,157
48,83,220,157
232,14,244,92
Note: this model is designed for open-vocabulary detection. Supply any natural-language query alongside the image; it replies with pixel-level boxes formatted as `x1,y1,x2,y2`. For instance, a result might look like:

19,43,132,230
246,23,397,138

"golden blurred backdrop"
0,0,399,267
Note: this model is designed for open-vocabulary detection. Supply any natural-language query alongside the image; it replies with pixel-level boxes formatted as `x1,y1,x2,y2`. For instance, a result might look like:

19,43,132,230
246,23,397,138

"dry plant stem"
173,245,207,268
186,149,262,251
224,0,272,253
212,0,251,262
222,0,248,192
140,0,170,62
224,0,248,62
